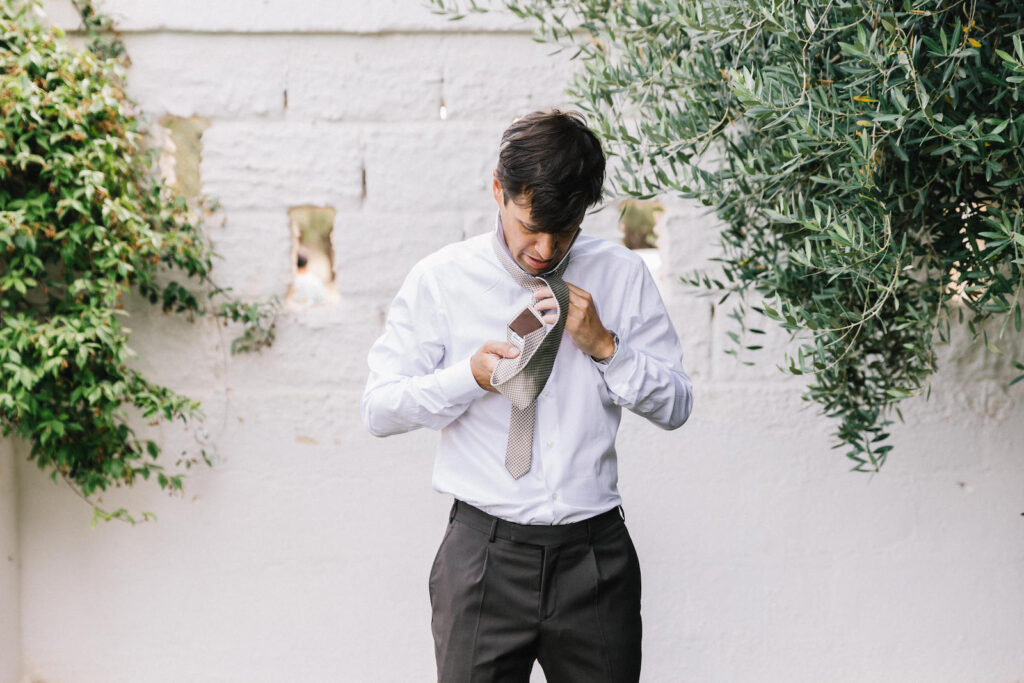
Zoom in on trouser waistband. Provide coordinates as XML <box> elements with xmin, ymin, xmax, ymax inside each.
<box><xmin>449</xmin><ymin>499</ymin><xmax>625</xmax><ymax>546</ymax></box>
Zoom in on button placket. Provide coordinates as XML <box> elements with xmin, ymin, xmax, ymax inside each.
<box><xmin>536</xmin><ymin>392</ymin><xmax>561</xmax><ymax>494</ymax></box>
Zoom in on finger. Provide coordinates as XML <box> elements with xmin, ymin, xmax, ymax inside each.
<box><xmin>567</xmin><ymin>283</ymin><xmax>591</xmax><ymax>303</ymax></box>
<box><xmin>482</xmin><ymin>340</ymin><xmax>520</xmax><ymax>358</ymax></box>
<box><xmin>533</xmin><ymin>297</ymin><xmax>558</xmax><ymax>313</ymax></box>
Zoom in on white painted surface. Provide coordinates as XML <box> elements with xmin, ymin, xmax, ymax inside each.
<box><xmin>0</xmin><ymin>440</ymin><xmax>19</xmax><ymax>683</ymax></box>
<box><xmin>9</xmin><ymin>2</ymin><xmax>1024</xmax><ymax>682</ymax></box>
<box><xmin>53</xmin><ymin>0</ymin><xmax>531</xmax><ymax>33</ymax></box>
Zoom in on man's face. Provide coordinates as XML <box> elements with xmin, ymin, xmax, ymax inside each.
<box><xmin>493</xmin><ymin>176</ymin><xmax>579</xmax><ymax>275</ymax></box>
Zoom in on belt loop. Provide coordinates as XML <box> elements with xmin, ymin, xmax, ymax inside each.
<box><xmin>449</xmin><ymin>500</ymin><xmax>458</xmax><ymax>524</ymax></box>
<box><xmin>586</xmin><ymin>519</ymin><xmax>593</xmax><ymax>546</ymax></box>
<box><xmin>488</xmin><ymin>519</ymin><xmax>498</xmax><ymax>543</ymax></box>
<box><xmin>618</xmin><ymin>505</ymin><xmax>626</xmax><ymax>522</ymax></box>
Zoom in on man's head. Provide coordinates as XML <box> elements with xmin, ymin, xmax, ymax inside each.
<box><xmin>492</xmin><ymin>110</ymin><xmax>605</xmax><ymax>274</ymax></box>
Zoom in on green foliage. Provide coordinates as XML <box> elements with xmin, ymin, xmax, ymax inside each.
<box><xmin>619</xmin><ymin>199</ymin><xmax>663</xmax><ymax>249</ymax></box>
<box><xmin>431</xmin><ymin>0</ymin><xmax>1024</xmax><ymax>470</ymax></box>
<box><xmin>1</xmin><ymin>0</ymin><xmax>278</xmax><ymax>521</ymax></box>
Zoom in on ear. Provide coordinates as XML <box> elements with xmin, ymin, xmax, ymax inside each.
<box><xmin>492</xmin><ymin>172</ymin><xmax>503</xmax><ymax>205</ymax></box>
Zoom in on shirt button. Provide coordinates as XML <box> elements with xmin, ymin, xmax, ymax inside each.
<box><xmin>551</xmin><ymin>493</ymin><xmax>558</xmax><ymax>501</ymax></box>
<box><xmin>546</xmin><ymin>441</ymin><xmax>554</xmax><ymax>449</ymax></box>
<box><xmin>542</xmin><ymin>390</ymin><xmax>551</xmax><ymax>398</ymax></box>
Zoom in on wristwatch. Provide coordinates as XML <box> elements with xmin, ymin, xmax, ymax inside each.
<box><xmin>591</xmin><ymin>331</ymin><xmax>619</xmax><ymax>365</ymax></box>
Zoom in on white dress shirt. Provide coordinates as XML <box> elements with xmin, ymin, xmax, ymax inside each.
<box><xmin>361</xmin><ymin>214</ymin><xmax>694</xmax><ymax>524</ymax></box>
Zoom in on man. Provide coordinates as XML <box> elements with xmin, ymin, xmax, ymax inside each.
<box><xmin>361</xmin><ymin>110</ymin><xmax>693</xmax><ymax>682</ymax></box>
<box><xmin>289</xmin><ymin>250</ymin><xmax>327</xmax><ymax>308</ymax></box>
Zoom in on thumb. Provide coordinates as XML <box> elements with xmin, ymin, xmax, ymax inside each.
<box><xmin>503</xmin><ymin>344</ymin><xmax>521</xmax><ymax>358</ymax></box>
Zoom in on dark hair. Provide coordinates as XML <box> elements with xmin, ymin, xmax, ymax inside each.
<box><xmin>296</xmin><ymin>251</ymin><xmax>308</xmax><ymax>269</ymax></box>
<box><xmin>496</xmin><ymin>109</ymin><xmax>605</xmax><ymax>233</ymax></box>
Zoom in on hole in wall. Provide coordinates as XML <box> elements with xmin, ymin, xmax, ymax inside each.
<box><xmin>158</xmin><ymin>115</ymin><xmax>211</xmax><ymax>199</ymax></box>
<box><xmin>287</xmin><ymin>206</ymin><xmax>339</xmax><ymax>308</ymax></box>
<box><xmin>618</xmin><ymin>199</ymin><xmax>664</xmax><ymax>276</ymax></box>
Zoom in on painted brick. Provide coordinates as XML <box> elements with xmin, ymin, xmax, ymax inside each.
<box><xmin>200</xmin><ymin>120</ymin><xmax>363</xmax><ymax>211</ymax></box>
<box><xmin>45</xmin><ymin>0</ymin><xmax>531</xmax><ymax>33</ymax></box>
<box><xmin>579</xmin><ymin>201</ymin><xmax>624</xmax><ymax>243</ymax></box>
<box><xmin>462</xmin><ymin>210</ymin><xmax>497</xmax><ymax>241</ymax></box>
<box><xmin>120</xmin><ymin>293</ymin><xmax>228</xmax><ymax>396</ymax></box>
<box><xmin>439</xmin><ymin>33</ymin><xmax>576</xmax><ymax>120</ymax></box>
<box><xmin>0</xmin><ymin>440</ymin><xmax>19</xmax><ymax>683</ymax></box>
<box><xmin>333</xmin><ymin>211</ymin><xmax>464</xmax><ymax>300</ymax></box>
<box><xmin>661</xmin><ymin>289</ymin><xmax>712</xmax><ymax>382</ymax></box>
<box><xmin>224</xmin><ymin>300</ymin><xmax>384</xmax><ymax>395</ymax></box>
<box><xmin>709</xmin><ymin>294</ymin><xmax>807</xmax><ymax>383</ymax></box>
<box><xmin>656</xmin><ymin>196</ymin><xmax>722</xmax><ymax>277</ymax></box>
<box><xmin>121</xmin><ymin>34</ymin><xmax>288</xmax><ymax>118</ymax></box>
<box><xmin>362</xmin><ymin>123</ymin><xmax>500</xmax><ymax>212</ymax></box>
<box><xmin>204</xmin><ymin>210</ymin><xmax>295</xmax><ymax>300</ymax></box>
<box><xmin>286</xmin><ymin>34</ymin><xmax>444</xmax><ymax>122</ymax></box>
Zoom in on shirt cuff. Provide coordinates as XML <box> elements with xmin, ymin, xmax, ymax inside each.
<box><xmin>595</xmin><ymin>334</ymin><xmax>636</xmax><ymax>395</ymax></box>
<box><xmin>436</xmin><ymin>357</ymin><xmax>488</xmax><ymax>405</ymax></box>
<box><xmin>591</xmin><ymin>331</ymin><xmax>619</xmax><ymax>366</ymax></box>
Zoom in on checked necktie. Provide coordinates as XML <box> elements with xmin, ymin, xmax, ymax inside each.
<box><xmin>490</xmin><ymin>221</ymin><xmax>580</xmax><ymax>479</ymax></box>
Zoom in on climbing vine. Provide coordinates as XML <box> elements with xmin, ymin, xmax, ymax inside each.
<box><xmin>1</xmin><ymin>0</ymin><xmax>278</xmax><ymax>522</ymax></box>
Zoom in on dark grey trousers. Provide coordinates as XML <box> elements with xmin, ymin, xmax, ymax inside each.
<box><xmin>429</xmin><ymin>500</ymin><xmax>642</xmax><ymax>683</ymax></box>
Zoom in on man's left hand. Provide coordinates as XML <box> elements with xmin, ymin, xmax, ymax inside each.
<box><xmin>533</xmin><ymin>283</ymin><xmax>615</xmax><ymax>360</ymax></box>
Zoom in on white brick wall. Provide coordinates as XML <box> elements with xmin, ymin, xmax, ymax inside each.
<box><xmin>85</xmin><ymin>0</ymin><xmax>530</xmax><ymax>33</ymax></box>
<box><xmin>0</xmin><ymin>441</ymin><xmax>19</xmax><ymax>683</ymax></box>
<box><xmin>201</xmin><ymin>121</ymin><xmax>364</xmax><ymax>211</ymax></box>
<box><xmin>8</xmin><ymin>2</ymin><xmax>1024</xmax><ymax>682</ymax></box>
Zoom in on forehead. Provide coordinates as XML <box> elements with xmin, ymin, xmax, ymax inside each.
<box><xmin>506</xmin><ymin>195</ymin><xmax>533</xmax><ymax>220</ymax></box>
<box><xmin>506</xmin><ymin>200</ymin><xmax>542</xmax><ymax>233</ymax></box>
<box><xmin>507</xmin><ymin>196</ymin><xmax>578</xmax><ymax>234</ymax></box>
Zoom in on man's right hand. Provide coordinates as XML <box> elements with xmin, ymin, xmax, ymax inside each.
<box><xmin>471</xmin><ymin>340</ymin><xmax>521</xmax><ymax>392</ymax></box>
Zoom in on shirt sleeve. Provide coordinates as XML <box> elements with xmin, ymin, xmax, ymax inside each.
<box><xmin>361</xmin><ymin>263</ymin><xmax>488</xmax><ymax>437</ymax></box>
<box><xmin>594</xmin><ymin>258</ymin><xmax>694</xmax><ymax>430</ymax></box>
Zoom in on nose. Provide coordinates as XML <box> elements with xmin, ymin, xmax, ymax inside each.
<box><xmin>535</xmin><ymin>233</ymin><xmax>556</xmax><ymax>260</ymax></box>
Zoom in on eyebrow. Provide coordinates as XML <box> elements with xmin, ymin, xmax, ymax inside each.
<box><xmin>521</xmin><ymin>217</ymin><xmax>581</xmax><ymax>233</ymax></box>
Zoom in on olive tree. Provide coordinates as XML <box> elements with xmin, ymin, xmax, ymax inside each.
<box><xmin>433</xmin><ymin>0</ymin><xmax>1024</xmax><ymax>470</ymax></box>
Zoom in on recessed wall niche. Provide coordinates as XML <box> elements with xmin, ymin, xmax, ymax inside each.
<box><xmin>158</xmin><ymin>115</ymin><xmax>211</xmax><ymax>199</ymax></box>
<box><xmin>288</xmin><ymin>206</ymin><xmax>339</xmax><ymax>308</ymax></box>
<box><xmin>618</xmin><ymin>199</ymin><xmax>664</xmax><ymax>277</ymax></box>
